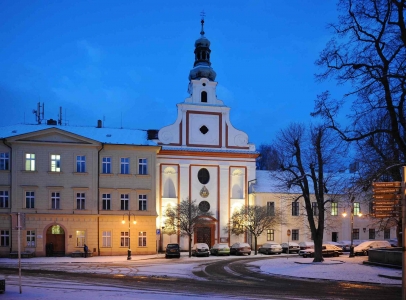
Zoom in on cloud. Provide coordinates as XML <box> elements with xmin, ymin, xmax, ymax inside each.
<box><xmin>77</xmin><ymin>40</ymin><xmax>102</xmax><ymax>62</ymax></box>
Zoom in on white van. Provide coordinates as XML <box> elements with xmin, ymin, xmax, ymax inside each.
<box><xmin>353</xmin><ymin>241</ymin><xmax>391</xmax><ymax>256</ymax></box>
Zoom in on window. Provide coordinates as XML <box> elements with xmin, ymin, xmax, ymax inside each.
<box><xmin>352</xmin><ymin>228</ymin><xmax>360</xmax><ymax>240</ymax></box>
<box><xmin>384</xmin><ymin>229</ymin><xmax>391</xmax><ymax>239</ymax></box>
<box><xmin>201</xmin><ymin>91</ymin><xmax>207</xmax><ymax>102</ymax></box>
<box><xmin>26</xmin><ymin>191</ymin><xmax>35</xmax><ymax>208</ymax></box>
<box><xmin>354</xmin><ymin>202</ymin><xmax>361</xmax><ymax>215</ymax></box>
<box><xmin>292</xmin><ymin>229</ymin><xmax>299</xmax><ymax>241</ymax></box>
<box><xmin>0</xmin><ymin>152</ymin><xmax>9</xmax><ymax>170</ymax></box>
<box><xmin>139</xmin><ymin>194</ymin><xmax>147</xmax><ymax>211</ymax></box>
<box><xmin>26</xmin><ymin>230</ymin><xmax>35</xmax><ymax>247</ymax></box>
<box><xmin>369</xmin><ymin>229</ymin><xmax>375</xmax><ymax>239</ymax></box>
<box><xmin>76</xmin><ymin>156</ymin><xmax>86</xmax><ymax>173</ymax></box>
<box><xmin>121</xmin><ymin>194</ymin><xmax>129</xmax><ymax>210</ymax></box>
<box><xmin>102</xmin><ymin>231</ymin><xmax>111</xmax><ymax>247</ymax></box>
<box><xmin>120</xmin><ymin>158</ymin><xmax>130</xmax><ymax>174</ymax></box>
<box><xmin>51</xmin><ymin>192</ymin><xmax>60</xmax><ymax>209</ymax></box>
<box><xmin>102</xmin><ymin>157</ymin><xmax>111</xmax><ymax>174</ymax></box>
<box><xmin>25</xmin><ymin>153</ymin><xmax>35</xmax><ymax>171</ymax></box>
<box><xmin>267</xmin><ymin>202</ymin><xmax>275</xmax><ymax>216</ymax></box>
<box><xmin>76</xmin><ymin>230</ymin><xmax>85</xmax><ymax>247</ymax></box>
<box><xmin>0</xmin><ymin>230</ymin><xmax>9</xmax><ymax>246</ymax></box>
<box><xmin>312</xmin><ymin>202</ymin><xmax>318</xmax><ymax>216</ymax></box>
<box><xmin>121</xmin><ymin>231</ymin><xmax>129</xmax><ymax>247</ymax></box>
<box><xmin>138</xmin><ymin>158</ymin><xmax>147</xmax><ymax>175</ymax></box>
<box><xmin>0</xmin><ymin>191</ymin><xmax>9</xmax><ymax>208</ymax></box>
<box><xmin>51</xmin><ymin>154</ymin><xmax>61</xmax><ymax>172</ymax></box>
<box><xmin>331</xmin><ymin>202</ymin><xmax>338</xmax><ymax>216</ymax></box>
<box><xmin>292</xmin><ymin>202</ymin><xmax>299</xmax><ymax>216</ymax></box>
<box><xmin>76</xmin><ymin>193</ymin><xmax>85</xmax><ymax>210</ymax></box>
<box><xmin>267</xmin><ymin>229</ymin><xmax>274</xmax><ymax>241</ymax></box>
<box><xmin>138</xmin><ymin>231</ymin><xmax>147</xmax><ymax>247</ymax></box>
<box><xmin>102</xmin><ymin>193</ymin><xmax>111</xmax><ymax>210</ymax></box>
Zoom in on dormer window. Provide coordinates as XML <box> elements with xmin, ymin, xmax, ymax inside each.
<box><xmin>201</xmin><ymin>91</ymin><xmax>207</xmax><ymax>103</ymax></box>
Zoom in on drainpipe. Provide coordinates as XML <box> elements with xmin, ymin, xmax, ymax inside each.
<box><xmin>3</xmin><ymin>139</ymin><xmax>12</xmax><ymax>252</ymax></box>
<box><xmin>97</xmin><ymin>143</ymin><xmax>104</xmax><ymax>256</ymax></box>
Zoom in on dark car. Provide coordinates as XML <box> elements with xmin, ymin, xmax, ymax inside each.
<box><xmin>230</xmin><ymin>242</ymin><xmax>251</xmax><ymax>255</ymax></box>
<box><xmin>281</xmin><ymin>242</ymin><xmax>300</xmax><ymax>254</ymax></box>
<box><xmin>299</xmin><ymin>244</ymin><xmax>343</xmax><ymax>258</ymax></box>
<box><xmin>165</xmin><ymin>243</ymin><xmax>180</xmax><ymax>258</ymax></box>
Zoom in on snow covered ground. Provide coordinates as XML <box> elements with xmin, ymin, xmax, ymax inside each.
<box><xmin>0</xmin><ymin>253</ymin><xmax>401</xmax><ymax>299</ymax></box>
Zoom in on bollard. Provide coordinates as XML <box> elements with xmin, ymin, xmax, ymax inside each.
<box><xmin>127</xmin><ymin>249</ymin><xmax>132</xmax><ymax>260</ymax></box>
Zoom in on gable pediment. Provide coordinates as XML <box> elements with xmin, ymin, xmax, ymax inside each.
<box><xmin>8</xmin><ymin>128</ymin><xmax>99</xmax><ymax>146</ymax></box>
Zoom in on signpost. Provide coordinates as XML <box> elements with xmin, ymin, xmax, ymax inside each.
<box><xmin>287</xmin><ymin>230</ymin><xmax>291</xmax><ymax>255</ymax></box>
<box><xmin>372</xmin><ymin>181</ymin><xmax>402</xmax><ymax>218</ymax></box>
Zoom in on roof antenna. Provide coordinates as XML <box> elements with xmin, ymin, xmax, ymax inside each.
<box><xmin>200</xmin><ymin>10</ymin><xmax>205</xmax><ymax>36</ymax></box>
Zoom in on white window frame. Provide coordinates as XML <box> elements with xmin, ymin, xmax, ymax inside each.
<box><xmin>76</xmin><ymin>155</ymin><xmax>86</xmax><ymax>173</ymax></box>
<box><xmin>76</xmin><ymin>230</ymin><xmax>85</xmax><ymax>247</ymax></box>
<box><xmin>138</xmin><ymin>194</ymin><xmax>147</xmax><ymax>211</ymax></box>
<box><xmin>331</xmin><ymin>202</ymin><xmax>338</xmax><ymax>216</ymax></box>
<box><xmin>51</xmin><ymin>192</ymin><xmax>60</xmax><ymax>209</ymax></box>
<box><xmin>354</xmin><ymin>202</ymin><xmax>361</xmax><ymax>215</ymax></box>
<box><xmin>292</xmin><ymin>202</ymin><xmax>299</xmax><ymax>216</ymax></box>
<box><xmin>102</xmin><ymin>193</ymin><xmax>111</xmax><ymax>210</ymax></box>
<box><xmin>0</xmin><ymin>152</ymin><xmax>9</xmax><ymax>170</ymax></box>
<box><xmin>267</xmin><ymin>229</ymin><xmax>274</xmax><ymax>241</ymax></box>
<box><xmin>120</xmin><ymin>158</ymin><xmax>130</xmax><ymax>174</ymax></box>
<box><xmin>26</xmin><ymin>191</ymin><xmax>35</xmax><ymax>209</ymax></box>
<box><xmin>102</xmin><ymin>157</ymin><xmax>111</xmax><ymax>174</ymax></box>
<box><xmin>102</xmin><ymin>231</ymin><xmax>111</xmax><ymax>247</ymax></box>
<box><xmin>26</xmin><ymin>230</ymin><xmax>36</xmax><ymax>247</ymax></box>
<box><xmin>121</xmin><ymin>194</ymin><xmax>129</xmax><ymax>210</ymax></box>
<box><xmin>0</xmin><ymin>191</ymin><xmax>9</xmax><ymax>208</ymax></box>
<box><xmin>0</xmin><ymin>230</ymin><xmax>10</xmax><ymax>247</ymax></box>
<box><xmin>25</xmin><ymin>153</ymin><xmax>35</xmax><ymax>171</ymax></box>
<box><xmin>121</xmin><ymin>231</ymin><xmax>129</xmax><ymax>247</ymax></box>
<box><xmin>138</xmin><ymin>158</ymin><xmax>147</xmax><ymax>175</ymax></box>
<box><xmin>292</xmin><ymin>229</ymin><xmax>299</xmax><ymax>241</ymax></box>
<box><xmin>76</xmin><ymin>192</ymin><xmax>86</xmax><ymax>210</ymax></box>
<box><xmin>138</xmin><ymin>231</ymin><xmax>147</xmax><ymax>247</ymax></box>
<box><xmin>51</xmin><ymin>154</ymin><xmax>61</xmax><ymax>172</ymax></box>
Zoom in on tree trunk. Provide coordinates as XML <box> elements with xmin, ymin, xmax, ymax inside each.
<box><xmin>254</xmin><ymin>235</ymin><xmax>258</xmax><ymax>255</ymax></box>
<box><xmin>188</xmin><ymin>234</ymin><xmax>192</xmax><ymax>258</ymax></box>
<box><xmin>312</xmin><ymin>232</ymin><xmax>324</xmax><ymax>262</ymax></box>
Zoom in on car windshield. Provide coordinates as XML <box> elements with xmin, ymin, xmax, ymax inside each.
<box><xmin>167</xmin><ymin>244</ymin><xmax>179</xmax><ymax>249</ymax></box>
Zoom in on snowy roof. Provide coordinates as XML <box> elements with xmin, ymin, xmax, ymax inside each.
<box><xmin>252</xmin><ymin>170</ymin><xmax>301</xmax><ymax>194</ymax></box>
<box><xmin>161</xmin><ymin>146</ymin><xmax>258</xmax><ymax>155</ymax></box>
<box><xmin>0</xmin><ymin>123</ymin><xmax>157</xmax><ymax>146</ymax></box>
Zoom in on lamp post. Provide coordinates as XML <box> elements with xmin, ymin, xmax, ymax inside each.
<box><xmin>122</xmin><ymin>212</ymin><xmax>136</xmax><ymax>260</ymax></box>
<box><xmin>342</xmin><ymin>197</ymin><xmax>361</xmax><ymax>258</ymax></box>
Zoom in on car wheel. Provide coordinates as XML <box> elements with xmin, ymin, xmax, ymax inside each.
<box><xmin>303</xmin><ymin>254</ymin><xmax>307</xmax><ymax>258</ymax></box>
<box><xmin>248</xmin><ymin>252</ymin><xmax>251</xmax><ymax>256</ymax></box>
<box><xmin>333</xmin><ymin>252</ymin><xmax>339</xmax><ymax>257</ymax></box>
<box><xmin>165</xmin><ymin>255</ymin><xmax>168</xmax><ymax>259</ymax></box>
<box><xmin>206</xmin><ymin>253</ymin><xmax>209</xmax><ymax>257</ymax></box>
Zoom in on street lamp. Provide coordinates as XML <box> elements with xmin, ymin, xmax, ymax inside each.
<box><xmin>122</xmin><ymin>212</ymin><xmax>136</xmax><ymax>260</ymax></box>
<box><xmin>342</xmin><ymin>197</ymin><xmax>361</xmax><ymax>258</ymax></box>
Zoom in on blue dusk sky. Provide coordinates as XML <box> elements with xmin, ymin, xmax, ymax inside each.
<box><xmin>0</xmin><ymin>0</ymin><xmax>348</xmax><ymax>146</ymax></box>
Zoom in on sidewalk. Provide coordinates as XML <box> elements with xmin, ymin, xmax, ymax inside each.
<box><xmin>0</xmin><ymin>253</ymin><xmax>402</xmax><ymax>285</ymax></box>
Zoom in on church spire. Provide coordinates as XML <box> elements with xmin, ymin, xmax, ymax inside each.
<box><xmin>188</xmin><ymin>15</ymin><xmax>216</xmax><ymax>82</ymax></box>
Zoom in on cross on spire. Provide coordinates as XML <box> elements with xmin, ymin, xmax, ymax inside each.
<box><xmin>200</xmin><ymin>10</ymin><xmax>205</xmax><ymax>36</ymax></box>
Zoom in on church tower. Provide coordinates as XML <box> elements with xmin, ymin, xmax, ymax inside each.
<box><xmin>157</xmin><ymin>18</ymin><xmax>258</xmax><ymax>250</ymax></box>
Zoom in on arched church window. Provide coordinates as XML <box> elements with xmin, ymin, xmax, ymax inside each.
<box><xmin>201</xmin><ymin>91</ymin><xmax>207</xmax><ymax>103</ymax></box>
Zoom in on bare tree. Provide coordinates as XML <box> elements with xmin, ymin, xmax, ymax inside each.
<box><xmin>275</xmin><ymin>123</ymin><xmax>346</xmax><ymax>262</ymax></box>
<box><xmin>226</xmin><ymin>205</ymin><xmax>283</xmax><ymax>255</ymax></box>
<box><xmin>164</xmin><ymin>199</ymin><xmax>213</xmax><ymax>257</ymax></box>
<box><xmin>257</xmin><ymin>144</ymin><xmax>280</xmax><ymax>170</ymax></box>
<box><xmin>312</xmin><ymin>0</ymin><xmax>406</xmax><ymax>242</ymax></box>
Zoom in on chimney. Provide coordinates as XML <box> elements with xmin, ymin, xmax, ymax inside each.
<box><xmin>97</xmin><ymin>120</ymin><xmax>102</xmax><ymax>128</ymax></box>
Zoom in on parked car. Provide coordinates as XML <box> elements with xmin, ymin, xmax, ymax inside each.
<box><xmin>388</xmin><ymin>239</ymin><xmax>398</xmax><ymax>247</ymax></box>
<box><xmin>337</xmin><ymin>240</ymin><xmax>365</xmax><ymax>252</ymax></box>
<box><xmin>165</xmin><ymin>243</ymin><xmax>180</xmax><ymax>258</ymax></box>
<box><xmin>353</xmin><ymin>241</ymin><xmax>391</xmax><ymax>256</ymax></box>
<box><xmin>299</xmin><ymin>244</ymin><xmax>343</xmax><ymax>258</ymax></box>
<box><xmin>258</xmin><ymin>242</ymin><xmax>283</xmax><ymax>255</ymax></box>
<box><xmin>210</xmin><ymin>243</ymin><xmax>230</xmax><ymax>256</ymax></box>
<box><xmin>230</xmin><ymin>242</ymin><xmax>251</xmax><ymax>255</ymax></box>
<box><xmin>191</xmin><ymin>243</ymin><xmax>210</xmax><ymax>257</ymax></box>
<box><xmin>281</xmin><ymin>242</ymin><xmax>300</xmax><ymax>253</ymax></box>
<box><xmin>299</xmin><ymin>241</ymin><xmax>314</xmax><ymax>250</ymax></box>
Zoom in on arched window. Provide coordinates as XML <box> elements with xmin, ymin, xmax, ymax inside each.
<box><xmin>201</xmin><ymin>91</ymin><xmax>207</xmax><ymax>103</ymax></box>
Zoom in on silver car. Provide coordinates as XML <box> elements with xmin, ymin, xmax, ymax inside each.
<box><xmin>258</xmin><ymin>242</ymin><xmax>282</xmax><ymax>255</ymax></box>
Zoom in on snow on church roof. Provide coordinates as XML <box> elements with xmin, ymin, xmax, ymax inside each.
<box><xmin>0</xmin><ymin>123</ymin><xmax>155</xmax><ymax>146</ymax></box>
<box><xmin>161</xmin><ymin>146</ymin><xmax>258</xmax><ymax>154</ymax></box>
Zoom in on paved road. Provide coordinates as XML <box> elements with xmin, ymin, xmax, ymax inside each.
<box><xmin>1</xmin><ymin>256</ymin><xmax>401</xmax><ymax>299</ymax></box>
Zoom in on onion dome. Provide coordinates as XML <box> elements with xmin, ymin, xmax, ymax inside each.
<box><xmin>188</xmin><ymin>18</ymin><xmax>216</xmax><ymax>81</ymax></box>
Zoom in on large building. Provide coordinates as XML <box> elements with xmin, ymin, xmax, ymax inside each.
<box><xmin>0</xmin><ymin>20</ymin><xmax>396</xmax><ymax>258</ymax></box>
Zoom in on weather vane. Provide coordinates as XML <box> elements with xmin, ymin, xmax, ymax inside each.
<box><xmin>200</xmin><ymin>10</ymin><xmax>206</xmax><ymax>36</ymax></box>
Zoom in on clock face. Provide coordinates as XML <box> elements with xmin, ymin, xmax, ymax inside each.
<box><xmin>199</xmin><ymin>200</ymin><xmax>210</xmax><ymax>213</ymax></box>
<box><xmin>198</xmin><ymin>168</ymin><xmax>210</xmax><ymax>184</ymax></box>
